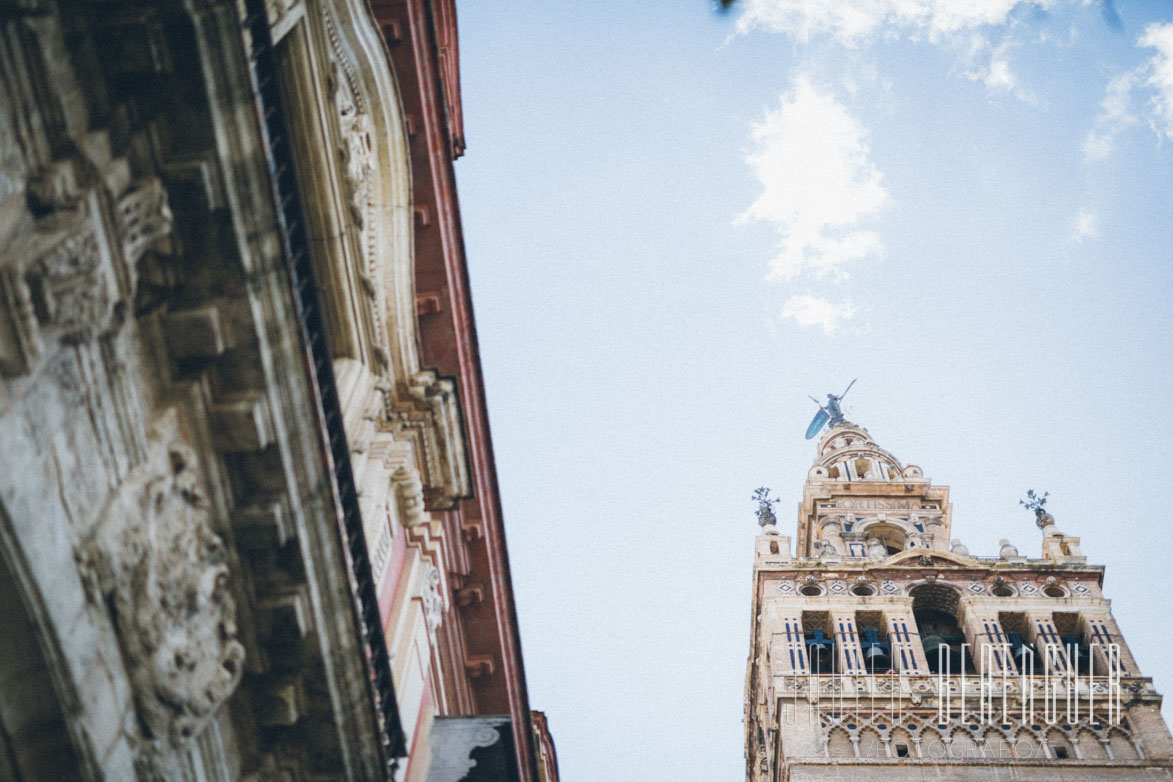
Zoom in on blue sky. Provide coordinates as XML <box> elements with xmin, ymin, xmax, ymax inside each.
<box><xmin>454</xmin><ymin>2</ymin><xmax>1173</xmax><ymax>779</ymax></box>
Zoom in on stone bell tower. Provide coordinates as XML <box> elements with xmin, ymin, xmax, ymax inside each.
<box><xmin>744</xmin><ymin>418</ymin><xmax>1173</xmax><ymax>781</ymax></box>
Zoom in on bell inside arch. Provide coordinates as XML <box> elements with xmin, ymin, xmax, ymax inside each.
<box><xmin>860</xmin><ymin>628</ymin><xmax>891</xmax><ymax>673</ymax></box>
<box><xmin>1009</xmin><ymin>633</ymin><xmax>1038</xmax><ymax>675</ymax></box>
<box><xmin>1062</xmin><ymin>635</ymin><xmax>1092</xmax><ymax>675</ymax></box>
<box><xmin>804</xmin><ymin>630</ymin><xmax>836</xmax><ymax>674</ymax></box>
<box><xmin>922</xmin><ymin>634</ymin><xmax>964</xmax><ymax>674</ymax></box>
<box><xmin>914</xmin><ymin>605</ymin><xmax>970</xmax><ymax>674</ymax></box>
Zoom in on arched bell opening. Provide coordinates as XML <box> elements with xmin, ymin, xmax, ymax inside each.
<box><xmin>1062</xmin><ymin>635</ymin><xmax>1093</xmax><ymax>675</ymax></box>
<box><xmin>1000</xmin><ymin>613</ymin><xmax>1039</xmax><ymax>675</ymax></box>
<box><xmin>0</xmin><ymin>543</ymin><xmax>85</xmax><ymax>781</ymax></box>
<box><xmin>911</xmin><ymin>584</ymin><xmax>974</xmax><ymax>675</ymax></box>
<box><xmin>856</xmin><ymin>612</ymin><xmax>891</xmax><ymax>674</ymax></box>
<box><xmin>802</xmin><ymin>612</ymin><xmax>837</xmax><ymax>674</ymax></box>
<box><xmin>863</xmin><ymin>523</ymin><xmax>906</xmax><ymax>556</ymax></box>
<box><xmin>1052</xmin><ymin>612</ymin><xmax>1092</xmax><ymax>675</ymax></box>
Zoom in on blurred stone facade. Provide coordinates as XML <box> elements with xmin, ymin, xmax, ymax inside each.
<box><xmin>0</xmin><ymin>0</ymin><xmax>554</xmax><ymax>780</ymax></box>
<box><xmin>745</xmin><ymin>421</ymin><xmax>1173</xmax><ymax>780</ymax></box>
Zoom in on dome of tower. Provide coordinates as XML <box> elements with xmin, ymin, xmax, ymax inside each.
<box><xmin>807</xmin><ymin>423</ymin><xmax>921</xmax><ymax>483</ymax></box>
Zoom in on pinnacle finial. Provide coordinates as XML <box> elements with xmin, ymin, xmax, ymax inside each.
<box><xmin>752</xmin><ymin>487</ymin><xmax>779</xmax><ymax>528</ymax></box>
<box><xmin>1020</xmin><ymin>489</ymin><xmax>1056</xmax><ymax>533</ymax></box>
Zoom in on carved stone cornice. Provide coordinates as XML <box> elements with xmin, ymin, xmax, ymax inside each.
<box><xmin>385</xmin><ymin>369</ymin><xmax>471</xmax><ymax>509</ymax></box>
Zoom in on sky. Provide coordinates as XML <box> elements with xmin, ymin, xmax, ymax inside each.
<box><xmin>452</xmin><ymin>2</ymin><xmax>1173</xmax><ymax>779</ymax></box>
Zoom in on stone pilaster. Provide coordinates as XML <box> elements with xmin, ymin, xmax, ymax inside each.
<box><xmin>831</xmin><ymin>611</ymin><xmax>866</xmax><ymax>675</ymax></box>
<box><xmin>1025</xmin><ymin>611</ymin><xmax>1072</xmax><ymax>675</ymax></box>
<box><xmin>885</xmin><ymin>608</ymin><xmax>928</xmax><ymax>673</ymax></box>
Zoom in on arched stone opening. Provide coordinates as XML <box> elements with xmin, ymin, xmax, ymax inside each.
<box><xmin>826</xmin><ymin>727</ymin><xmax>852</xmax><ymax>758</ymax></box>
<box><xmin>910</xmin><ymin>583</ymin><xmax>973</xmax><ymax>674</ymax></box>
<box><xmin>0</xmin><ymin>546</ymin><xmax>84</xmax><ymax>781</ymax></box>
<box><xmin>1108</xmin><ymin>727</ymin><xmax>1139</xmax><ymax>759</ymax></box>
<box><xmin>863</xmin><ymin>522</ymin><xmax>906</xmax><ymax>556</ymax></box>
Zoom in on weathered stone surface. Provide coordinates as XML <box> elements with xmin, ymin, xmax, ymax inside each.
<box><xmin>78</xmin><ymin>413</ymin><xmax>245</xmax><ymax>746</ymax></box>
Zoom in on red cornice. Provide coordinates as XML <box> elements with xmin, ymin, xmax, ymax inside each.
<box><xmin>531</xmin><ymin>711</ymin><xmax>561</xmax><ymax>782</ymax></box>
<box><xmin>369</xmin><ymin>2</ymin><xmax>539</xmax><ymax>779</ymax></box>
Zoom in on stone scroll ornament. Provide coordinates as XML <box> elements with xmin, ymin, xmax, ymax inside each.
<box><xmin>80</xmin><ymin>426</ymin><xmax>245</xmax><ymax>746</ymax></box>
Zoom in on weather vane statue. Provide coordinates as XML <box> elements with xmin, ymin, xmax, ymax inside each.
<box><xmin>804</xmin><ymin>378</ymin><xmax>856</xmax><ymax>440</ymax></box>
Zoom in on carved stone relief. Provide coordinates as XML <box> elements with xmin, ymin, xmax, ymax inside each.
<box><xmin>25</xmin><ymin>214</ymin><xmax>108</xmax><ymax>345</ymax></box>
<box><xmin>0</xmin><ymin>205</ymin><xmax>112</xmax><ymax>374</ymax></box>
<box><xmin>0</xmin><ymin>175</ymin><xmax>172</xmax><ymax>377</ymax></box>
<box><xmin>334</xmin><ymin>73</ymin><xmax>374</xmax><ymax>229</ymax></box>
<box><xmin>421</xmin><ymin>564</ymin><xmax>444</xmax><ymax>643</ymax></box>
<box><xmin>78</xmin><ymin>414</ymin><xmax>244</xmax><ymax>746</ymax></box>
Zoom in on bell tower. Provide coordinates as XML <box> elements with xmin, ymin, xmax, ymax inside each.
<box><xmin>745</xmin><ymin>415</ymin><xmax>1173</xmax><ymax>781</ymax></box>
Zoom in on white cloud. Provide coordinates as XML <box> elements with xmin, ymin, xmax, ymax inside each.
<box><xmin>1084</xmin><ymin>23</ymin><xmax>1173</xmax><ymax>161</ymax></box>
<box><xmin>1083</xmin><ymin>72</ymin><xmax>1137</xmax><ymax>161</ymax></box>
<box><xmin>734</xmin><ymin>0</ymin><xmax>1057</xmax><ymax>101</ymax></box>
<box><xmin>738</xmin><ymin>76</ymin><xmax>888</xmax><ymax>281</ymax></box>
<box><xmin>963</xmin><ymin>37</ymin><xmax>1037</xmax><ymax>102</ymax></box>
<box><xmin>1139</xmin><ymin>22</ymin><xmax>1173</xmax><ymax>141</ymax></box>
<box><xmin>1070</xmin><ymin>208</ymin><xmax>1099</xmax><ymax>242</ymax></box>
<box><xmin>781</xmin><ymin>294</ymin><xmax>857</xmax><ymax>333</ymax></box>
<box><xmin>734</xmin><ymin>0</ymin><xmax>1042</xmax><ymax>45</ymax></box>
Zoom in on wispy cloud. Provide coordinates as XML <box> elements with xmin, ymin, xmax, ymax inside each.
<box><xmin>734</xmin><ymin>0</ymin><xmax>1043</xmax><ymax>45</ymax></box>
<box><xmin>781</xmin><ymin>294</ymin><xmax>857</xmax><ymax>334</ymax></box>
<box><xmin>739</xmin><ymin>76</ymin><xmax>887</xmax><ymax>282</ymax></box>
<box><xmin>1084</xmin><ymin>72</ymin><xmax>1137</xmax><ymax>160</ymax></box>
<box><xmin>1139</xmin><ymin>22</ymin><xmax>1173</xmax><ymax>141</ymax></box>
<box><xmin>734</xmin><ymin>0</ymin><xmax>1063</xmax><ymax>102</ymax></box>
<box><xmin>1070</xmin><ymin>208</ymin><xmax>1100</xmax><ymax>242</ymax></box>
<box><xmin>963</xmin><ymin>36</ymin><xmax>1037</xmax><ymax>102</ymax></box>
<box><xmin>1085</xmin><ymin>22</ymin><xmax>1173</xmax><ymax>160</ymax></box>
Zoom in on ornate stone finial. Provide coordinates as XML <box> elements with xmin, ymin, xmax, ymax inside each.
<box><xmin>1020</xmin><ymin>489</ymin><xmax>1056</xmax><ymax>533</ymax></box>
<box><xmin>752</xmin><ymin>487</ymin><xmax>780</xmax><ymax>530</ymax></box>
<box><xmin>950</xmin><ymin>538</ymin><xmax>970</xmax><ymax>557</ymax></box>
<box><xmin>999</xmin><ymin>539</ymin><xmax>1020</xmax><ymax>560</ymax></box>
